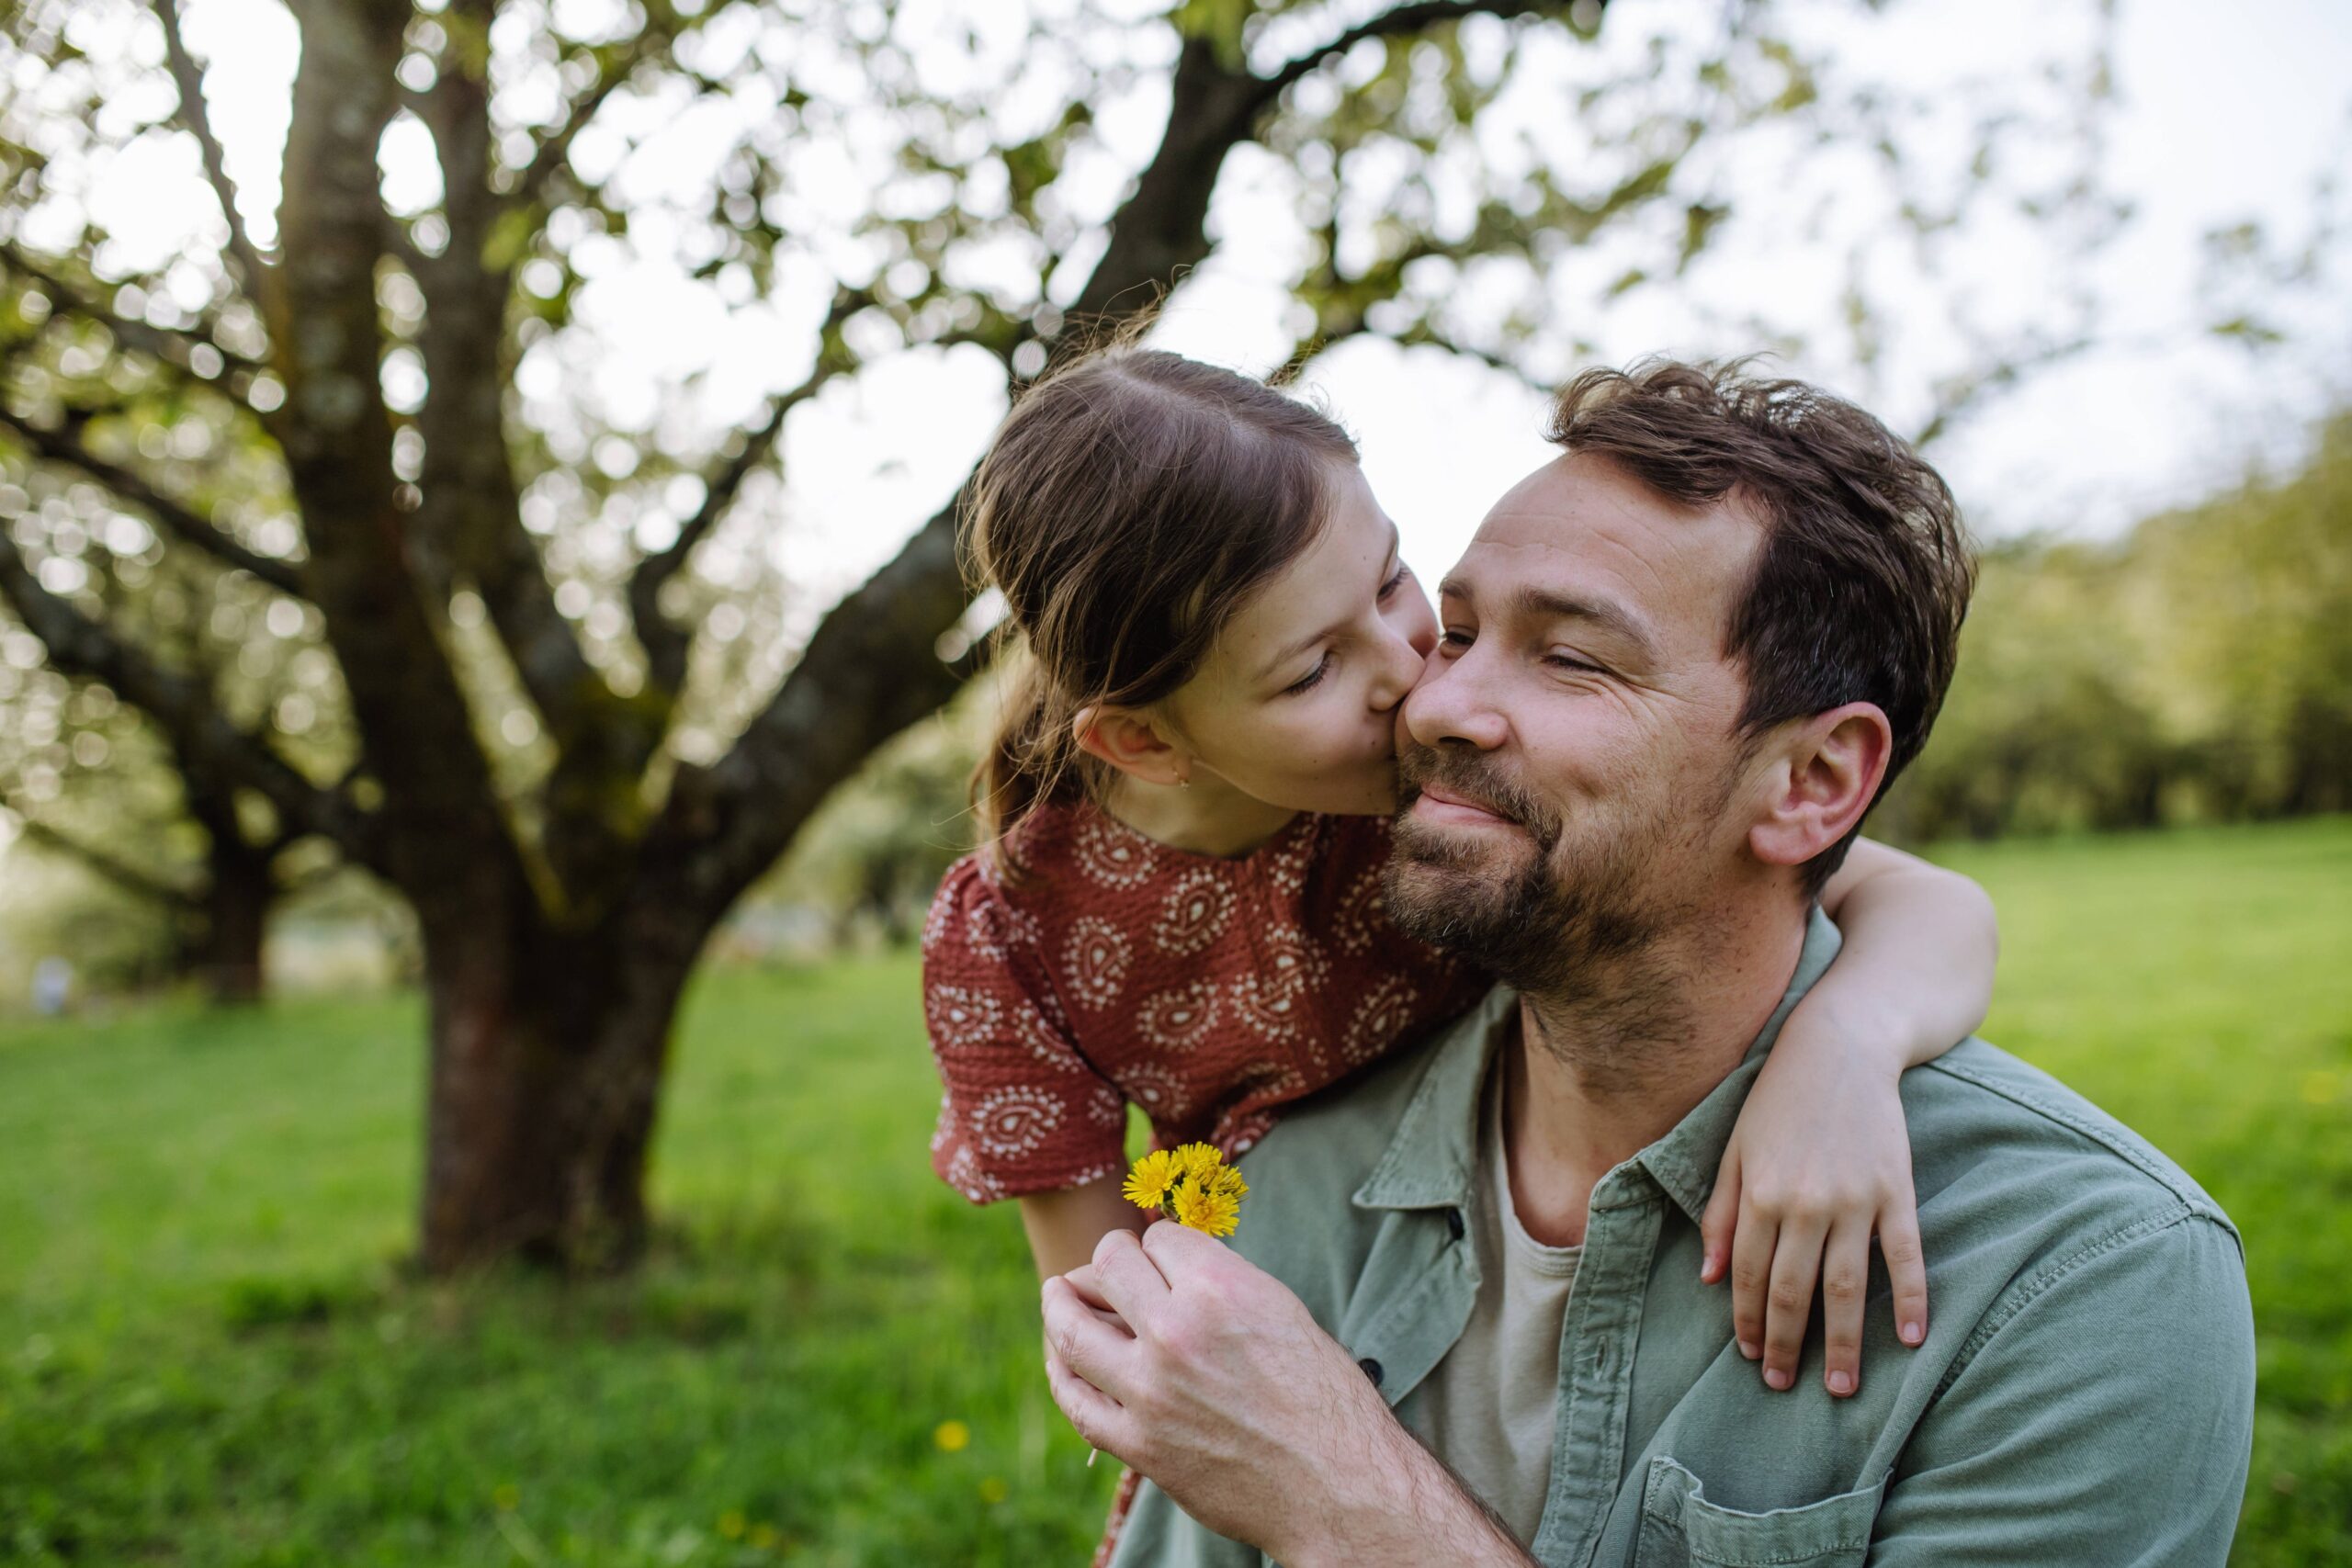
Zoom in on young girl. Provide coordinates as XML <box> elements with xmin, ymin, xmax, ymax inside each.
<box><xmin>922</xmin><ymin>349</ymin><xmax>1995</xmax><ymax>1422</ymax></box>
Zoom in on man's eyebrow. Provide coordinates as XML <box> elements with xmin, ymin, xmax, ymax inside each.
<box><xmin>1439</xmin><ymin>576</ymin><xmax>1660</xmax><ymax>663</ymax></box>
<box><xmin>1256</xmin><ymin>522</ymin><xmax>1401</xmax><ymax>680</ymax></box>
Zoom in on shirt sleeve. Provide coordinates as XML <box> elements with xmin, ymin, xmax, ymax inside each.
<box><xmin>922</xmin><ymin>855</ymin><xmax>1128</xmax><ymax>1204</ymax></box>
<box><xmin>1866</xmin><ymin>1212</ymin><xmax>2255</xmax><ymax>1567</ymax></box>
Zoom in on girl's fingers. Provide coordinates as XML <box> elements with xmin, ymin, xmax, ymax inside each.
<box><xmin>1061</xmin><ymin>1263</ymin><xmax>1120</xmax><ymax>1316</ymax></box>
<box><xmin>1090</xmin><ymin>1227</ymin><xmax>1174</xmax><ymax>1330</ymax></box>
<box><xmin>1880</xmin><ymin>1197</ymin><xmax>1930</xmax><ymax>1348</ymax></box>
<box><xmin>1044</xmin><ymin>1337</ymin><xmax>1133</xmax><ymax>1459</ymax></box>
<box><xmin>1699</xmin><ymin>1145</ymin><xmax>1742</xmax><ymax>1284</ymax></box>
<box><xmin>1042</xmin><ymin>1275</ymin><xmax>1138</xmax><ymax>1399</ymax></box>
<box><xmin>1759</xmin><ymin>1213</ymin><xmax>1828</xmax><ymax>1392</ymax></box>
<box><xmin>1726</xmin><ymin>1197</ymin><xmax>1778</xmax><ymax>1365</ymax></box>
<box><xmin>1819</xmin><ymin>1220</ymin><xmax>1872</xmax><ymax>1398</ymax></box>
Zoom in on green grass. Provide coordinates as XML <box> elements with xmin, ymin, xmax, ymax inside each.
<box><xmin>1</xmin><ymin>818</ymin><xmax>2346</xmax><ymax>1565</ymax></box>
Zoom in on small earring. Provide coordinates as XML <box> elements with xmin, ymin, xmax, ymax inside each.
<box><xmin>1179</xmin><ymin>773</ymin><xmax>1192</xmax><ymax>789</ymax></box>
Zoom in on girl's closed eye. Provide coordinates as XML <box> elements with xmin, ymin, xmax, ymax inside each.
<box><xmin>1283</xmin><ymin>651</ymin><xmax>1333</xmax><ymax>695</ymax></box>
<box><xmin>1377</xmin><ymin>563</ymin><xmax>1410</xmax><ymax>601</ymax></box>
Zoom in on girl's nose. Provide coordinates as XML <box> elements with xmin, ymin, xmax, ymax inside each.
<box><xmin>1367</xmin><ymin>622</ymin><xmax>1428</xmax><ymax>714</ymax></box>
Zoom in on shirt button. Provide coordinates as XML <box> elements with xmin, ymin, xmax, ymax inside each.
<box><xmin>1446</xmin><ymin>1207</ymin><xmax>1466</xmax><ymax>1241</ymax></box>
<box><xmin>1358</xmin><ymin>1357</ymin><xmax>1385</xmax><ymax>1388</ymax></box>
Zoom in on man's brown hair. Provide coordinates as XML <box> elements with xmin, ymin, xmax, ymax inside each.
<box><xmin>1545</xmin><ymin>358</ymin><xmax>1975</xmax><ymax>895</ymax></box>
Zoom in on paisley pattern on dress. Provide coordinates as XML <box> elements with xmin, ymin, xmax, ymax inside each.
<box><xmin>1062</xmin><ymin>915</ymin><xmax>1130</xmax><ymax>1011</ymax></box>
<box><xmin>1151</xmin><ymin>868</ymin><xmax>1235</xmax><ymax>956</ymax></box>
<box><xmin>963</xmin><ymin>896</ymin><xmax>1040</xmax><ymax>962</ymax></box>
<box><xmin>1134</xmin><ymin>979</ymin><xmax>1222</xmax><ymax>1053</ymax></box>
<box><xmin>920</xmin><ymin>802</ymin><xmax>1489</xmax><ymax>1203</ymax></box>
<box><xmin>1075</xmin><ymin>813</ymin><xmax>1159</xmax><ymax>890</ymax></box>
<box><xmin>970</xmin><ymin>1084</ymin><xmax>1065</xmax><ymax>1159</ymax></box>
<box><xmin>1343</xmin><ymin>974</ymin><xmax>1423</xmax><ymax>1067</ymax></box>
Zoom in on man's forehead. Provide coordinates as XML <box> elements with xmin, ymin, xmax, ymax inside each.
<box><xmin>1453</xmin><ymin>452</ymin><xmax>1758</xmax><ymax>622</ymax></box>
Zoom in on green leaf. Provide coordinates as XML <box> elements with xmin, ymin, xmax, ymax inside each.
<box><xmin>481</xmin><ymin>207</ymin><xmax>539</xmax><ymax>275</ymax></box>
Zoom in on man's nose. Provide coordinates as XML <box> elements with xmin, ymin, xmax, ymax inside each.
<box><xmin>1402</xmin><ymin>649</ymin><xmax>1509</xmax><ymax>751</ymax></box>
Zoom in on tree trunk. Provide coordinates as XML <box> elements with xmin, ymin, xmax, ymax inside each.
<box><xmin>415</xmin><ymin>895</ymin><xmax>708</xmax><ymax>1272</ymax></box>
<box><xmin>190</xmin><ymin>832</ymin><xmax>273</xmax><ymax>1005</ymax></box>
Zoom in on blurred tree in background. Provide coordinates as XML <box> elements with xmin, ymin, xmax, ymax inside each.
<box><xmin>1883</xmin><ymin>412</ymin><xmax>2352</xmax><ymax>840</ymax></box>
<box><xmin>0</xmin><ymin>0</ymin><xmax>2120</xmax><ymax>1270</ymax></box>
<box><xmin>764</xmin><ymin>692</ymin><xmax>980</xmax><ymax>949</ymax></box>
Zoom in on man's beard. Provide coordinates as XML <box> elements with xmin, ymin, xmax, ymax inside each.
<box><xmin>1382</xmin><ymin>741</ymin><xmax>1688</xmax><ymax>1009</ymax></box>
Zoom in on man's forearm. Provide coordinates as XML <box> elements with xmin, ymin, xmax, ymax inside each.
<box><xmin>1273</xmin><ymin>1414</ymin><xmax>1538</xmax><ymax>1568</ymax></box>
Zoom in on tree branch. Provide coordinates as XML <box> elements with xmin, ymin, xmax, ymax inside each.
<box><xmin>152</xmin><ymin>0</ymin><xmax>275</xmax><ymax>314</ymax></box>
<box><xmin>1253</xmin><ymin>0</ymin><xmax>1572</xmax><ymax>108</ymax></box>
<box><xmin>0</xmin><ymin>526</ymin><xmax>379</xmax><ymax>870</ymax></box>
<box><xmin>0</xmin><ymin>242</ymin><xmax>267</xmax><ymax>382</ymax></box>
<box><xmin>0</xmin><ymin>408</ymin><xmax>306</xmax><ymax>596</ymax></box>
<box><xmin>1910</xmin><ymin>335</ymin><xmax>2097</xmax><ymax>450</ymax></box>
<box><xmin>13</xmin><ymin>818</ymin><xmax>204</xmax><ymax>909</ymax></box>
<box><xmin>628</xmin><ymin>288</ymin><xmax>865</xmax><ymax>699</ymax></box>
<box><xmin>413</xmin><ymin>14</ymin><xmax>616</xmax><ymax>747</ymax></box>
<box><xmin>634</xmin><ymin>491</ymin><xmax>972</xmax><ymax>919</ymax></box>
<box><xmin>508</xmin><ymin>39</ymin><xmax>663</xmax><ymax>208</ymax></box>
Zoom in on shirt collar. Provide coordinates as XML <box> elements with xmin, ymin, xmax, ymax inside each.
<box><xmin>1353</xmin><ymin>906</ymin><xmax>1845</xmax><ymax>1226</ymax></box>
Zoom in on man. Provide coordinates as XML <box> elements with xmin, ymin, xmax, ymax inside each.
<box><xmin>1042</xmin><ymin>361</ymin><xmax>2256</xmax><ymax>1566</ymax></box>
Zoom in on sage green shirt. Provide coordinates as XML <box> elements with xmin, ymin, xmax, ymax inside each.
<box><xmin>1107</xmin><ymin>908</ymin><xmax>2256</xmax><ymax>1568</ymax></box>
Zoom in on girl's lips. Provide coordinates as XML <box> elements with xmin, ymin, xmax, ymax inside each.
<box><xmin>1411</xmin><ymin>782</ymin><xmax>1515</xmax><ymax>829</ymax></box>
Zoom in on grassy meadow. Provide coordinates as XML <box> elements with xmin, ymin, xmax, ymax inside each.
<box><xmin>1</xmin><ymin>818</ymin><xmax>2346</xmax><ymax>1565</ymax></box>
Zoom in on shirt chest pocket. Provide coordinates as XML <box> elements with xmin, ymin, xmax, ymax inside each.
<box><xmin>1634</xmin><ymin>1456</ymin><xmax>1885</xmax><ymax>1568</ymax></box>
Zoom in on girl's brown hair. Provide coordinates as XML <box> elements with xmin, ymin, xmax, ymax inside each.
<box><xmin>966</xmin><ymin>346</ymin><xmax>1358</xmax><ymax>867</ymax></box>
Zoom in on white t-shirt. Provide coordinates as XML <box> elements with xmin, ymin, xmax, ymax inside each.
<box><xmin>1415</xmin><ymin>1055</ymin><xmax>1581</xmax><ymax>1544</ymax></box>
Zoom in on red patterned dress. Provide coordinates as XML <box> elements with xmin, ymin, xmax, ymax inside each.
<box><xmin>922</xmin><ymin>799</ymin><xmax>1489</xmax><ymax>1203</ymax></box>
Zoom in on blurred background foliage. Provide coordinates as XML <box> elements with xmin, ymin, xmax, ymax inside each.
<box><xmin>1883</xmin><ymin>408</ymin><xmax>2352</xmax><ymax>840</ymax></box>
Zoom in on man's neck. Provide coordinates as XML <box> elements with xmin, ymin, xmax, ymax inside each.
<box><xmin>1501</xmin><ymin>894</ymin><xmax>1809</xmax><ymax>1248</ymax></box>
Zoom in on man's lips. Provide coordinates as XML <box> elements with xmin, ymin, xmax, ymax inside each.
<box><xmin>1409</xmin><ymin>782</ymin><xmax>1518</xmax><ymax>829</ymax></box>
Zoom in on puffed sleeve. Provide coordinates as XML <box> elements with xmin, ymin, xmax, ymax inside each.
<box><xmin>922</xmin><ymin>854</ymin><xmax>1128</xmax><ymax>1203</ymax></box>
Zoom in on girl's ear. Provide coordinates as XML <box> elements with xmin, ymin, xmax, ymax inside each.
<box><xmin>1072</xmin><ymin>705</ymin><xmax>1190</xmax><ymax>788</ymax></box>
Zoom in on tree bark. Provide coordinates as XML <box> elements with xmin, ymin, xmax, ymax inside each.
<box><xmin>415</xmin><ymin>883</ymin><xmax>709</xmax><ymax>1271</ymax></box>
<box><xmin>188</xmin><ymin>831</ymin><xmax>273</xmax><ymax>1005</ymax></box>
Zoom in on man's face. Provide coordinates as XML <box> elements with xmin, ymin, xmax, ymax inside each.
<box><xmin>1383</xmin><ymin>451</ymin><xmax>1764</xmax><ymax>992</ymax></box>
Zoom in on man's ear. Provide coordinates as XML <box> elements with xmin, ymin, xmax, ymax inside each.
<box><xmin>1747</xmin><ymin>703</ymin><xmax>1894</xmax><ymax>874</ymax></box>
<box><xmin>1072</xmin><ymin>705</ymin><xmax>1190</xmax><ymax>788</ymax></box>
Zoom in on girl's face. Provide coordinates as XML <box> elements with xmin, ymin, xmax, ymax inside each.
<box><xmin>1163</xmin><ymin>461</ymin><xmax>1438</xmax><ymax>815</ymax></box>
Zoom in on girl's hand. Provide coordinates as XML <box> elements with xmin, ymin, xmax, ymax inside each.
<box><xmin>1698</xmin><ymin>1005</ymin><xmax>1929</xmax><ymax>1398</ymax></box>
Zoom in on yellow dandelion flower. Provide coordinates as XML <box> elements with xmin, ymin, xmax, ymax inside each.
<box><xmin>1170</xmin><ymin>1142</ymin><xmax>1225</xmax><ymax>1181</ymax></box>
<box><xmin>1122</xmin><ymin>1149</ymin><xmax>1181</xmax><ymax>1212</ymax></box>
<box><xmin>934</xmin><ymin>1419</ymin><xmax>970</xmax><ymax>1451</ymax></box>
<box><xmin>718</xmin><ymin>1510</ymin><xmax>747</xmax><ymax>1540</ymax></box>
<box><xmin>1204</xmin><ymin>1163</ymin><xmax>1248</xmax><ymax>1202</ymax></box>
<box><xmin>1171</xmin><ymin>1181</ymin><xmax>1241</xmax><ymax>1237</ymax></box>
